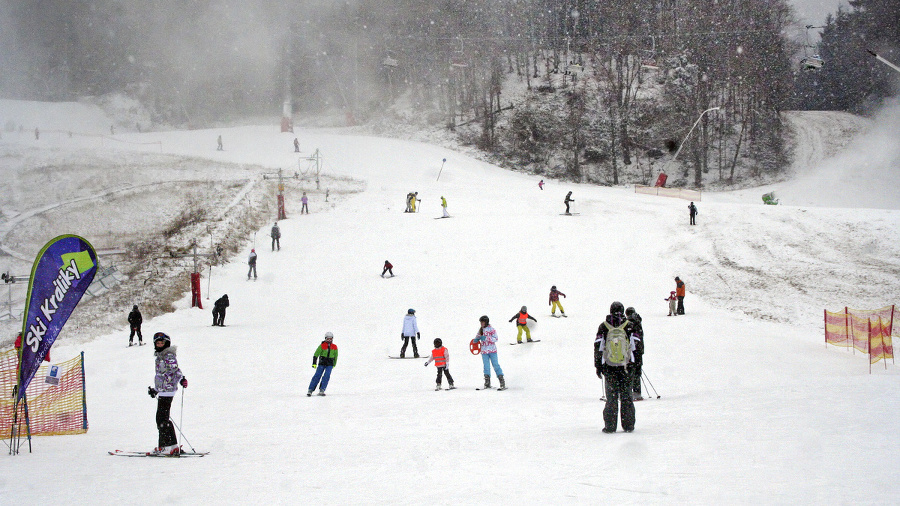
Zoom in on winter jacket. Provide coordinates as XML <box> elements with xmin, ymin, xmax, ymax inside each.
<box><xmin>441</xmin><ymin>197</ymin><xmax>447</xmax><ymax>208</ymax></box>
<box><xmin>271</xmin><ymin>225</ymin><xmax>281</xmax><ymax>239</ymax></box>
<box><xmin>474</xmin><ymin>325</ymin><xmax>499</xmax><ymax>354</ymax></box>
<box><xmin>425</xmin><ymin>346</ymin><xmax>449</xmax><ymax>368</ymax></box>
<box><xmin>248</xmin><ymin>251</ymin><xmax>257</xmax><ymax>266</ymax></box>
<box><xmin>154</xmin><ymin>346</ymin><xmax>184</xmax><ymax>396</ymax></box>
<box><xmin>384</xmin><ymin>261</ymin><xmax>393</xmax><ymax>270</ymax></box>
<box><xmin>594</xmin><ymin>314</ymin><xmax>638</xmax><ymax>369</ymax></box>
<box><xmin>627</xmin><ymin>312</ymin><xmax>644</xmax><ymax>358</ymax></box>
<box><xmin>128</xmin><ymin>308</ymin><xmax>143</xmax><ymax>327</ymax></box>
<box><xmin>676</xmin><ymin>280</ymin><xmax>685</xmax><ymax>297</ymax></box>
<box><xmin>214</xmin><ymin>295</ymin><xmax>229</xmax><ymax>310</ymax></box>
<box><xmin>688</xmin><ymin>203</ymin><xmax>698</xmax><ymax>216</ymax></box>
<box><xmin>549</xmin><ymin>290</ymin><xmax>566</xmax><ymax>303</ymax></box>
<box><xmin>510</xmin><ymin>311</ymin><xmax>536</xmax><ymax>326</ymax></box>
<box><xmin>402</xmin><ymin>314</ymin><xmax>419</xmax><ymax>337</ymax></box>
<box><xmin>313</xmin><ymin>342</ymin><xmax>338</xmax><ymax>367</ymax></box>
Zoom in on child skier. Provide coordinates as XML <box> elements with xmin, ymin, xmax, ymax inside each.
<box><xmin>549</xmin><ymin>286</ymin><xmax>567</xmax><ymax>317</ymax></box>
<box><xmin>308</xmin><ymin>332</ymin><xmax>338</xmax><ymax>396</ymax></box>
<box><xmin>473</xmin><ymin>315</ymin><xmax>505</xmax><ymax>390</ymax></box>
<box><xmin>509</xmin><ymin>306</ymin><xmax>537</xmax><ymax>343</ymax></box>
<box><xmin>148</xmin><ymin>332</ymin><xmax>187</xmax><ymax>455</ymax></box>
<box><xmin>666</xmin><ymin>291</ymin><xmax>677</xmax><ymax>316</ymax></box>
<box><xmin>424</xmin><ymin>338</ymin><xmax>455</xmax><ymax>390</ymax></box>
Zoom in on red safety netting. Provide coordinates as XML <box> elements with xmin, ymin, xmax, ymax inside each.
<box><xmin>0</xmin><ymin>348</ymin><xmax>87</xmax><ymax>436</ymax></box>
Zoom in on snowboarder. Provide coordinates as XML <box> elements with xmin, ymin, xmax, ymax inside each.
<box><xmin>625</xmin><ymin>307</ymin><xmax>644</xmax><ymax>401</ymax></box>
<box><xmin>549</xmin><ymin>286</ymin><xmax>567</xmax><ymax>317</ymax></box>
<box><xmin>128</xmin><ymin>305</ymin><xmax>144</xmax><ymax>346</ymax></box>
<box><xmin>509</xmin><ymin>306</ymin><xmax>537</xmax><ymax>343</ymax></box>
<box><xmin>675</xmin><ymin>277</ymin><xmax>686</xmax><ymax>315</ymax></box>
<box><xmin>665</xmin><ymin>291</ymin><xmax>677</xmax><ymax>316</ymax></box>
<box><xmin>247</xmin><ymin>249</ymin><xmax>257</xmax><ymax>280</ymax></box>
<box><xmin>440</xmin><ymin>196</ymin><xmax>450</xmax><ymax>218</ymax></box>
<box><xmin>594</xmin><ymin>301</ymin><xmax>637</xmax><ymax>433</ymax></box>
<box><xmin>271</xmin><ymin>222</ymin><xmax>281</xmax><ymax>251</ymax></box>
<box><xmin>307</xmin><ymin>332</ymin><xmax>338</xmax><ymax>396</ymax></box>
<box><xmin>293</xmin><ymin>137</ymin><xmax>300</xmax><ymax>153</ymax></box>
<box><xmin>424</xmin><ymin>338</ymin><xmax>455</xmax><ymax>390</ymax></box>
<box><xmin>148</xmin><ymin>332</ymin><xmax>187</xmax><ymax>455</ymax></box>
<box><xmin>216</xmin><ymin>135</ymin><xmax>223</xmax><ymax>151</ymax></box>
<box><xmin>381</xmin><ymin>260</ymin><xmax>394</xmax><ymax>278</ymax></box>
<box><xmin>688</xmin><ymin>202</ymin><xmax>698</xmax><ymax>225</ymax></box>
<box><xmin>400</xmin><ymin>308</ymin><xmax>420</xmax><ymax>358</ymax></box>
<box><xmin>564</xmin><ymin>191</ymin><xmax>574</xmax><ymax>214</ymax></box>
<box><xmin>301</xmin><ymin>192</ymin><xmax>309</xmax><ymax>214</ymax></box>
<box><xmin>473</xmin><ymin>315</ymin><xmax>505</xmax><ymax>390</ymax></box>
<box><xmin>539</xmin><ymin>179</ymin><xmax>544</xmax><ymax>190</ymax></box>
<box><xmin>212</xmin><ymin>294</ymin><xmax>229</xmax><ymax>326</ymax></box>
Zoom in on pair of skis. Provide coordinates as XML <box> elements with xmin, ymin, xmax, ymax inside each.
<box><xmin>108</xmin><ymin>449</ymin><xmax>208</xmax><ymax>458</ymax></box>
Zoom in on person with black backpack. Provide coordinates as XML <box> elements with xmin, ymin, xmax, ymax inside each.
<box><xmin>128</xmin><ymin>305</ymin><xmax>144</xmax><ymax>346</ymax></box>
<box><xmin>625</xmin><ymin>307</ymin><xmax>644</xmax><ymax>401</ymax></box>
<box><xmin>594</xmin><ymin>301</ymin><xmax>638</xmax><ymax>433</ymax></box>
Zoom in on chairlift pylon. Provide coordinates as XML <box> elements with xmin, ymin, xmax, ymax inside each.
<box><xmin>801</xmin><ymin>25</ymin><xmax>825</xmax><ymax>71</ymax></box>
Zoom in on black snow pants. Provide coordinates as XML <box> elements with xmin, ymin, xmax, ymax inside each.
<box><xmin>400</xmin><ymin>336</ymin><xmax>418</xmax><ymax>357</ymax></box>
<box><xmin>156</xmin><ymin>396</ymin><xmax>178</xmax><ymax>447</ymax></box>
<box><xmin>603</xmin><ymin>366</ymin><xmax>635</xmax><ymax>432</ymax></box>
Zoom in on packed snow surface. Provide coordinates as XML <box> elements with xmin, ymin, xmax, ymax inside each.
<box><xmin>1</xmin><ymin>99</ymin><xmax>900</xmax><ymax>504</ymax></box>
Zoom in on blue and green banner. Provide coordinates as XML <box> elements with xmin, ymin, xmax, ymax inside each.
<box><xmin>17</xmin><ymin>235</ymin><xmax>97</xmax><ymax>401</ymax></box>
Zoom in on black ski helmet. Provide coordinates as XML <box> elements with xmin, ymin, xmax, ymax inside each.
<box><xmin>153</xmin><ymin>332</ymin><xmax>171</xmax><ymax>350</ymax></box>
<box><xmin>625</xmin><ymin>307</ymin><xmax>635</xmax><ymax>317</ymax></box>
<box><xmin>551</xmin><ymin>285</ymin><xmax>557</xmax><ymax>291</ymax></box>
<box><xmin>610</xmin><ymin>301</ymin><xmax>625</xmax><ymax>315</ymax></box>
<box><xmin>479</xmin><ymin>315</ymin><xmax>490</xmax><ymax>324</ymax></box>
<box><xmin>521</xmin><ymin>306</ymin><xmax>527</xmax><ymax>312</ymax></box>
<box><xmin>434</xmin><ymin>338</ymin><xmax>442</xmax><ymax>347</ymax></box>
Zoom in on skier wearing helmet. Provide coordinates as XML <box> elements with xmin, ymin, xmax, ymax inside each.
<box><xmin>473</xmin><ymin>315</ymin><xmax>505</xmax><ymax>390</ymax></box>
<box><xmin>148</xmin><ymin>332</ymin><xmax>187</xmax><ymax>455</ymax></box>
<box><xmin>400</xmin><ymin>308</ymin><xmax>420</xmax><ymax>358</ymax></box>
<box><xmin>594</xmin><ymin>302</ymin><xmax>638</xmax><ymax>433</ymax></box>
<box><xmin>549</xmin><ymin>286</ymin><xmax>567</xmax><ymax>317</ymax></box>
<box><xmin>308</xmin><ymin>332</ymin><xmax>338</xmax><ymax>396</ymax></box>
<box><xmin>509</xmin><ymin>306</ymin><xmax>537</xmax><ymax>343</ymax></box>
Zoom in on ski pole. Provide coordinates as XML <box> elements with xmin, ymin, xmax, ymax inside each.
<box><xmin>640</xmin><ymin>373</ymin><xmax>651</xmax><ymax>400</ymax></box>
<box><xmin>180</xmin><ymin>388</ymin><xmax>185</xmax><ymax>435</ymax></box>
<box><xmin>169</xmin><ymin>418</ymin><xmax>196</xmax><ymax>453</ymax></box>
<box><xmin>642</xmin><ymin>370</ymin><xmax>660</xmax><ymax>399</ymax></box>
<box><xmin>600</xmin><ymin>373</ymin><xmax>606</xmax><ymax>401</ymax></box>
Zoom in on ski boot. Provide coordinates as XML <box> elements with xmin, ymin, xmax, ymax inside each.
<box><xmin>306</xmin><ymin>390</ymin><xmax>313</xmax><ymax>397</ymax></box>
<box><xmin>483</xmin><ymin>375</ymin><xmax>491</xmax><ymax>389</ymax></box>
<box><xmin>498</xmin><ymin>375</ymin><xmax>507</xmax><ymax>391</ymax></box>
<box><xmin>435</xmin><ymin>384</ymin><xmax>442</xmax><ymax>391</ymax></box>
<box><xmin>448</xmin><ymin>383</ymin><xmax>456</xmax><ymax>390</ymax></box>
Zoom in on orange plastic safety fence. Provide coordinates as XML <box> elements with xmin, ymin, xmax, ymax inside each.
<box><xmin>0</xmin><ymin>348</ymin><xmax>87</xmax><ymax>437</ymax></box>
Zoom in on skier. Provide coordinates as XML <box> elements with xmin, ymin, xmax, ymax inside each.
<box><xmin>307</xmin><ymin>332</ymin><xmax>338</xmax><ymax>396</ymax></box>
<box><xmin>381</xmin><ymin>260</ymin><xmax>394</xmax><ymax>278</ymax></box>
<box><xmin>594</xmin><ymin>301</ymin><xmax>637</xmax><ymax>433</ymax></box>
<box><xmin>625</xmin><ymin>307</ymin><xmax>644</xmax><ymax>401</ymax></box>
<box><xmin>410</xmin><ymin>192</ymin><xmax>419</xmax><ymax>212</ymax></box>
<box><xmin>509</xmin><ymin>306</ymin><xmax>537</xmax><ymax>343</ymax></box>
<box><xmin>212</xmin><ymin>294</ymin><xmax>229</xmax><ymax>326</ymax></box>
<box><xmin>216</xmin><ymin>135</ymin><xmax>223</xmax><ymax>151</ymax></box>
<box><xmin>539</xmin><ymin>179</ymin><xmax>544</xmax><ymax>190</ymax></box>
<box><xmin>424</xmin><ymin>338</ymin><xmax>455</xmax><ymax>390</ymax></box>
<box><xmin>271</xmin><ymin>222</ymin><xmax>281</xmax><ymax>251</ymax></box>
<box><xmin>440</xmin><ymin>196</ymin><xmax>450</xmax><ymax>218</ymax></box>
<box><xmin>675</xmin><ymin>276</ymin><xmax>686</xmax><ymax>315</ymax></box>
<box><xmin>549</xmin><ymin>286</ymin><xmax>567</xmax><ymax>317</ymax></box>
<box><xmin>665</xmin><ymin>290</ymin><xmax>677</xmax><ymax>316</ymax></box>
<box><xmin>148</xmin><ymin>332</ymin><xmax>187</xmax><ymax>455</ymax></box>
<box><xmin>301</xmin><ymin>192</ymin><xmax>309</xmax><ymax>214</ymax></box>
<box><xmin>400</xmin><ymin>308</ymin><xmax>420</xmax><ymax>358</ymax></box>
<box><xmin>405</xmin><ymin>193</ymin><xmax>414</xmax><ymax>213</ymax></box>
<box><xmin>688</xmin><ymin>202</ymin><xmax>698</xmax><ymax>225</ymax></box>
<box><xmin>293</xmin><ymin>137</ymin><xmax>300</xmax><ymax>153</ymax></box>
<box><xmin>128</xmin><ymin>304</ymin><xmax>144</xmax><ymax>346</ymax></box>
<box><xmin>473</xmin><ymin>315</ymin><xmax>505</xmax><ymax>390</ymax></box>
<box><xmin>564</xmin><ymin>191</ymin><xmax>574</xmax><ymax>214</ymax></box>
<box><xmin>247</xmin><ymin>249</ymin><xmax>257</xmax><ymax>280</ymax></box>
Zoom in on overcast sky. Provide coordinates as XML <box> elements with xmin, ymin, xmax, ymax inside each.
<box><xmin>792</xmin><ymin>0</ymin><xmax>847</xmax><ymax>27</ymax></box>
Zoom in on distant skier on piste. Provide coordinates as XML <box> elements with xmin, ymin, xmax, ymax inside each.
<box><xmin>212</xmin><ymin>294</ymin><xmax>229</xmax><ymax>326</ymax></box>
<box><xmin>128</xmin><ymin>304</ymin><xmax>143</xmax><ymax>346</ymax></box>
<box><xmin>509</xmin><ymin>306</ymin><xmax>537</xmax><ymax>343</ymax></box>
<box><xmin>625</xmin><ymin>307</ymin><xmax>644</xmax><ymax>401</ymax></box>
<box><xmin>473</xmin><ymin>315</ymin><xmax>505</xmax><ymax>390</ymax></box>
<box><xmin>400</xmin><ymin>308</ymin><xmax>420</xmax><ymax>358</ymax></box>
<box><xmin>440</xmin><ymin>196</ymin><xmax>450</xmax><ymax>218</ymax></box>
<box><xmin>381</xmin><ymin>260</ymin><xmax>394</xmax><ymax>278</ymax></box>
<box><xmin>594</xmin><ymin>302</ymin><xmax>637</xmax><ymax>433</ymax></box>
<box><xmin>270</xmin><ymin>222</ymin><xmax>281</xmax><ymax>251</ymax></box>
<box><xmin>247</xmin><ymin>249</ymin><xmax>257</xmax><ymax>280</ymax></box>
<box><xmin>308</xmin><ymin>332</ymin><xmax>338</xmax><ymax>396</ymax></box>
<box><xmin>564</xmin><ymin>191</ymin><xmax>574</xmax><ymax>214</ymax></box>
<box><xmin>424</xmin><ymin>338</ymin><xmax>455</xmax><ymax>390</ymax></box>
<box><xmin>549</xmin><ymin>286</ymin><xmax>567</xmax><ymax>317</ymax></box>
<box><xmin>148</xmin><ymin>332</ymin><xmax>188</xmax><ymax>455</ymax></box>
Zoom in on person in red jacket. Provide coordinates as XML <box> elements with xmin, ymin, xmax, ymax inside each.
<box><xmin>424</xmin><ymin>338</ymin><xmax>455</xmax><ymax>390</ymax></box>
<box><xmin>381</xmin><ymin>260</ymin><xmax>394</xmax><ymax>278</ymax></box>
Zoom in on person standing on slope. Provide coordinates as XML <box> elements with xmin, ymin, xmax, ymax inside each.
<box><xmin>440</xmin><ymin>196</ymin><xmax>450</xmax><ymax>218</ymax></box>
<box><xmin>424</xmin><ymin>338</ymin><xmax>455</xmax><ymax>390</ymax></box>
<box><xmin>271</xmin><ymin>222</ymin><xmax>281</xmax><ymax>251</ymax></box>
<box><xmin>473</xmin><ymin>315</ymin><xmax>505</xmax><ymax>390</ymax></box>
<box><xmin>625</xmin><ymin>307</ymin><xmax>644</xmax><ymax>401</ymax></box>
<box><xmin>688</xmin><ymin>202</ymin><xmax>698</xmax><ymax>225</ymax></box>
<box><xmin>675</xmin><ymin>276</ymin><xmax>686</xmax><ymax>315</ymax></box>
<box><xmin>148</xmin><ymin>332</ymin><xmax>187</xmax><ymax>455</ymax></box>
<box><xmin>564</xmin><ymin>191</ymin><xmax>575</xmax><ymax>214</ymax></box>
<box><xmin>665</xmin><ymin>291</ymin><xmax>677</xmax><ymax>316</ymax></box>
<box><xmin>509</xmin><ymin>306</ymin><xmax>537</xmax><ymax>343</ymax></box>
<box><xmin>549</xmin><ymin>286</ymin><xmax>567</xmax><ymax>317</ymax></box>
<box><xmin>400</xmin><ymin>308</ymin><xmax>420</xmax><ymax>358</ymax></box>
<box><xmin>594</xmin><ymin>301</ymin><xmax>637</xmax><ymax>433</ymax></box>
<box><xmin>216</xmin><ymin>135</ymin><xmax>223</xmax><ymax>151</ymax></box>
<box><xmin>307</xmin><ymin>332</ymin><xmax>338</xmax><ymax>396</ymax></box>
<box><xmin>381</xmin><ymin>260</ymin><xmax>394</xmax><ymax>278</ymax></box>
<box><xmin>301</xmin><ymin>192</ymin><xmax>309</xmax><ymax>214</ymax></box>
<box><xmin>538</xmin><ymin>179</ymin><xmax>544</xmax><ymax>190</ymax></box>
<box><xmin>247</xmin><ymin>249</ymin><xmax>257</xmax><ymax>280</ymax></box>
<box><xmin>212</xmin><ymin>294</ymin><xmax>229</xmax><ymax>326</ymax></box>
<box><xmin>128</xmin><ymin>304</ymin><xmax>144</xmax><ymax>346</ymax></box>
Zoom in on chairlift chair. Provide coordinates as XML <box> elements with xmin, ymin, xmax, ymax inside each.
<box><xmin>800</xmin><ymin>55</ymin><xmax>824</xmax><ymax>71</ymax></box>
<box><xmin>382</xmin><ymin>56</ymin><xmax>399</xmax><ymax>68</ymax></box>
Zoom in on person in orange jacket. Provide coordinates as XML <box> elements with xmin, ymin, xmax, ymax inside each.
<box><xmin>509</xmin><ymin>306</ymin><xmax>537</xmax><ymax>343</ymax></box>
<box><xmin>675</xmin><ymin>277</ymin><xmax>686</xmax><ymax>315</ymax></box>
<box><xmin>424</xmin><ymin>338</ymin><xmax>455</xmax><ymax>390</ymax></box>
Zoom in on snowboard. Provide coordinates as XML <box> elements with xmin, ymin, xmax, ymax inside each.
<box><xmin>510</xmin><ymin>340</ymin><xmax>541</xmax><ymax>345</ymax></box>
<box><xmin>433</xmin><ymin>216</ymin><xmax>453</xmax><ymax>219</ymax></box>
<box><xmin>388</xmin><ymin>356</ymin><xmax>419</xmax><ymax>359</ymax></box>
<box><xmin>560</xmin><ymin>213</ymin><xmax>581</xmax><ymax>216</ymax></box>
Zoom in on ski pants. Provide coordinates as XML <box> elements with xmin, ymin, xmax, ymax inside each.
<box><xmin>442</xmin><ymin>207</ymin><xmax>449</xmax><ymax>218</ymax></box>
<box><xmin>400</xmin><ymin>336</ymin><xmax>418</xmax><ymax>357</ymax></box>
<box><xmin>156</xmin><ymin>395</ymin><xmax>178</xmax><ymax>447</ymax></box>
<box><xmin>308</xmin><ymin>365</ymin><xmax>333</xmax><ymax>392</ymax></box>
<box><xmin>551</xmin><ymin>301</ymin><xmax>565</xmax><ymax>314</ymax></box>
<box><xmin>516</xmin><ymin>324</ymin><xmax>532</xmax><ymax>342</ymax></box>
<box><xmin>248</xmin><ymin>264</ymin><xmax>257</xmax><ymax>279</ymax></box>
<box><xmin>301</xmin><ymin>203</ymin><xmax>309</xmax><ymax>214</ymax></box>
<box><xmin>435</xmin><ymin>366</ymin><xmax>454</xmax><ymax>385</ymax></box>
<box><xmin>212</xmin><ymin>308</ymin><xmax>225</xmax><ymax>326</ymax></box>
<box><xmin>482</xmin><ymin>352</ymin><xmax>503</xmax><ymax>377</ymax></box>
<box><xmin>272</xmin><ymin>237</ymin><xmax>280</xmax><ymax>250</ymax></box>
<box><xmin>668</xmin><ymin>299</ymin><xmax>677</xmax><ymax>315</ymax></box>
<box><xmin>677</xmin><ymin>296</ymin><xmax>684</xmax><ymax>315</ymax></box>
<box><xmin>129</xmin><ymin>325</ymin><xmax>142</xmax><ymax>343</ymax></box>
<box><xmin>631</xmin><ymin>358</ymin><xmax>643</xmax><ymax>396</ymax></box>
<box><xmin>602</xmin><ymin>366</ymin><xmax>635</xmax><ymax>432</ymax></box>
<box><xmin>382</xmin><ymin>267</ymin><xmax>393</xmax><ymax>277</ymax></box>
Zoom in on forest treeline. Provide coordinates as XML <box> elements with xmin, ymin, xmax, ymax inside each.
<box><xmin>1</xmin><ymin>0</ymin><xmax>896</xmax><ymax>187</ymax></box>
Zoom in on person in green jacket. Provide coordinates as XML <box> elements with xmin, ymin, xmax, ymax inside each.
<box><xmin>440</xmin><ymin>196</ymin><xmax>450</xmax><ymax>218</ymax></box>
<box><xmin>307</xmin><ymin>332</ymin><xmax>338</xmax><ymax>396</ymax></box>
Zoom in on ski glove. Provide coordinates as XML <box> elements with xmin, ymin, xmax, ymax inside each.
<box><xmin>417</xmin><ymin>332</ymin><xmax>421</xmax><ymax>340</ymax></box>
<box><xmin>180</xmin><ymin>377</ymin><xmax>188</xmax><ymax>388</ymax></box>
<box><xmin>148</xmin><ymin>387</ymin><xmax>158</xmax><ymax>398</ymax></box>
